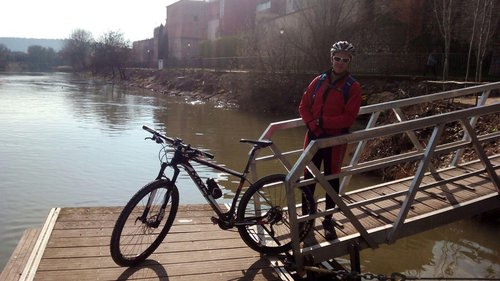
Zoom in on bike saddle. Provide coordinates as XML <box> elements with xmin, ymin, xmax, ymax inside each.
<box><xmin>240</xmin><ymin>139</ymin><xmax>273</xmax><ymax>148</ymax></box>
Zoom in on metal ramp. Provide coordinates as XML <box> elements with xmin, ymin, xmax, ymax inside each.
<box><xmin>250</xmin><ymin>82</ymin><xmax>500</xmax><ymax>277</ymax></box>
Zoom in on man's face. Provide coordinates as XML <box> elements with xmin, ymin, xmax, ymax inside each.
<box><xmin>331</xmin><ymin>51</ymin><xmax>351</xmax><ymax>74</ymax></box>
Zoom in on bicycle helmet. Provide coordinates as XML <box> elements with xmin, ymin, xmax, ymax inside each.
<box><xmin>330</xmin><ymin>41</ymin><xmax>355</xmax><ymax>58</ymax></box>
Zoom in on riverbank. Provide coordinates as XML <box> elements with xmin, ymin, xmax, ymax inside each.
<box><xmin>117</xmin><ymin>68</ymin><xmax>499</xmax><ymax>180</ymax></box>
<box><xmin>119</xmin><ymin>68</ymin><xmax>496</xmax><ymax>112</ymax></box>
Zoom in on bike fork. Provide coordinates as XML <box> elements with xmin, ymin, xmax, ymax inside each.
<box><xmin>138</xmin><ymin>163</ymin><xmax>177</xmax><ymax>226</ymax></box>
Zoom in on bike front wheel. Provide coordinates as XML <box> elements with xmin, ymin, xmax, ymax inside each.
<box><xmin>237</xmin><ymin>174</ymin><xmax>314</xmax><ymax>254</ymax></box>
<box><xmin>110</xmin><ymin>179</ymin><xmax>179</xmax><ymax>267</ymax></box>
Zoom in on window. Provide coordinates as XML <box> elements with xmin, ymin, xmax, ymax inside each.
<box><xmin>257</xmin><ymin>1</ymin><xmax>271</xmax><ymax>12</ymax></box>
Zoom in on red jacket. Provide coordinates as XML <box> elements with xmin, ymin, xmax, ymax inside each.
<box><xmin>299</xmin><ymin>71</ymin><xmax>362</xmax><ymax>137</ymax></box>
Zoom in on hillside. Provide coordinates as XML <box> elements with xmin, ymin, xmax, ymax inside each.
<box><xmin>0</xmin><ymin>37</ymin><xmax>66</xmax><ymax>52</ymax></box>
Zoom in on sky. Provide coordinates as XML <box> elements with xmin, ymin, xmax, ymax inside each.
<box><xmin>0</xmin><ymin>0</ymin><xmax>180</xmax><ymax>42</ymax></box>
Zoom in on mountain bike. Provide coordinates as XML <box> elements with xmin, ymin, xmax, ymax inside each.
<box><xmin>110</xmin><ymin>125</ymin><xmax>314</xmax><ymax>267</ymax></box>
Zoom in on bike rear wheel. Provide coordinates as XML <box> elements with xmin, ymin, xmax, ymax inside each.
<box><xmin>237</xmin><ymin>174</ymin><xmax>314</xmax><ymax>254</ymax></box>
<box><xmin>110</xmin><ymin>180</ymin><xmax>179</xmax><ymax>267</ymax></box>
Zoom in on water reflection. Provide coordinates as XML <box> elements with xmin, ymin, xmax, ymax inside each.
<box><xmin>361</xmin><ymin>217</ymin><xmax>500</xmax><ymax>278</ymax></box>
<box><xmin>65</xmin><ymin>83</ymin><xmax>159</xmax><ymax>135</ymax></box>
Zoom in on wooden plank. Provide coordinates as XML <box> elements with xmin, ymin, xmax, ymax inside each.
<box><xmin>34</xmin><ymin>257</ymin><xmax>280</xmax><ymax>281</ymax></box>
<box><xmin>318</xmin><ymin>201</ymin><xmax>349</xmax><ymax>235</ymax></box>
<box><xmin>42</xmin><ymin>238</ymin><xmax>249</xmax><ymax>259</ymax></box>
<box><xmin>0</xmin><ymin>229</ymin><xmax>41</xmax><ymax>281</ymax></box>
<box><xmin>347</xmin><ymin>189</ymin><xmax>399</xmax><ymax>223</ymax></box>
<box><xmin>52</xmin><ymin>219</ymin><xmax>217</xmax><ymax>230</ymax></box>
<box><xmin>447</xmin><ymin>168</ymin><xmax>499</xmax><ymax>192</ymax></box>
<box><xmin>373</xmin><ymin>183</ymin><xmax>426</xmax><ymax>217</ymax></box>
<box><xmin>27</xmin><ymin>205</ymin><xmax>285</xmax><ymax>281</ymax></box>
<box><xmin>301</xmin><ymin>201</ymin><xmax>349</xmax><ymax>243</ymax></box>
<box><xmin>48</xmin><ymin>229</ymin><xmax>239</xmax><ymax>247</ymax></box>
<box><xmin>56</xmin><ymin>205</ymin><xmax>218</xmax><ymax>222</ymax></box>
<box><xmin>385</xmin><ymin>180</ymin><xmax>451</xmax><ymax>216</ymax></box>
<box><xmin>422</xmin><ymin>174</ymin><xmax>490</xmax><ymax>203</ymax></box>
<box><xmin>19</xmin><ymin>207</ymin><xmax>60</xmax><ymax>281</ymax></box>
<box><xmin>39</xmin><ymin>246</ymin><xmax>261</xmax><ymax>270</ymax></box>
<box><xmin>58</xmin><ymin>204</ymin><xmax>214</xmax><ymax>215</ymax></box>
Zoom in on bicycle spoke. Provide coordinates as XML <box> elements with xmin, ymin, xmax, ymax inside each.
<box><xmin>110</xmin><ymin>180</ymin><xmax>179</xmax><ymax>266</ymax></box>
<box><xmin>237</xmin><ymin>174</ymin><xmax>313</xmax><ymax>254</ymax></box>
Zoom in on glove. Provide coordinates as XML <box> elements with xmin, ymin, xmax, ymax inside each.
<box><xmin>307</xmin><ymin>119</ymin><xmax>324</xmax><ymax>138</ymax></box>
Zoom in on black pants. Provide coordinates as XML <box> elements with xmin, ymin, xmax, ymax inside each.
<box><xmin>425</xmin><ymin>65</ymin><xmax>437</xmax><ymax>76</ymax></box>
<box><xmin>302</xmin><ymin>145</ymin><xmax>340</xmax><ymax>221</ymax></box>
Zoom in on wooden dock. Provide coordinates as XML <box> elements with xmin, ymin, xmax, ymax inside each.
<box><xmin>1</xmin><ymin>205</ymin><xmax>291</xmax><ymax>281</ymax></box>
<box><xmin>2</xmin><ymin>155</ymin><xmax>499</xmax><ymax>280</ymax></box>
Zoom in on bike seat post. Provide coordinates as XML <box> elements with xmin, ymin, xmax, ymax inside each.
<box><xmin>239</xmin><ymin>139</ymin><xmax>273</xmax><ymax>177</ymax></box>
<box><xmin>241</xmin><ymin>145</ymin><xmax>260</xmax><ymax>176</ymax></box>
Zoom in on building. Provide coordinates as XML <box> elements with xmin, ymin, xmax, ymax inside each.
<box><xmin>133</xmin><ymin>0</ymin><xmax>499</xmax><ymax>76</ymax></box>
<box><xmin>219</xmin><ymin>0</ymin><xmax>258</xmax><ymax>37</ymax></box>
<box><xmin>132</xmin><ymin>38</ymin><xmax>155</xmax><ymax>67</ymax></box>
<box><xmin>144</xmin><ymin>0</ymin><xmax>291</xmax><ymax>63</ymax></box>
<box><xmin>166</xmin><ymin>0</ymin><xmax>260</xmax><ymax>61</ymax></box>
<box><xmin>166</xmin><ymin>0</ymin><xmax>208</xmax><ymax>62</ymax></box>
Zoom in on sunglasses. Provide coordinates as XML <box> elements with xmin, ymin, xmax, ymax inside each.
<box><xmin>333</xmin><ymin>56</ymin><xmax>351</xmax><ymax>63</ymax></box>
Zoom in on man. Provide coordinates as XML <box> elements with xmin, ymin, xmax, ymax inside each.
<box><xmin>298</xmin><ymin>41</ymin><xmax>362</xmax><ymax>240</ymax></box>
<box><xmin>425</xmin><ymin>49</ymin><xmax>438</xmax><ymax>77</ymax></box>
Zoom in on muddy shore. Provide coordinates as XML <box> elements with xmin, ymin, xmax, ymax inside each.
<box><xmin>119</xmin><ymin>68</ymin><xmax>463</xmax><ymax>113</ymax></box>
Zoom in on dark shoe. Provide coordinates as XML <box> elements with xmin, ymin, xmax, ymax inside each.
<box><xmin>322</xmin><ymin>219</ymin><xmax>337</xmax><ymax>240</ymax></box>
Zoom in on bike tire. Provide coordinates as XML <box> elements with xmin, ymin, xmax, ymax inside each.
<box><xmin>237</xmin><ymin>174</ymin><xmax>314</xmax><ymax>254</ymax></box>
<box><xmin>110</xmin><ymin>179</ymin><xmax>179</xmax><ymax>267</ymax></box>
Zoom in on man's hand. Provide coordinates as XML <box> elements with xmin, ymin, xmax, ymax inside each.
<box><xmin>307</xmin><ymin>120</ymin><xmax>324</xmax><ymax>137</ymax></box>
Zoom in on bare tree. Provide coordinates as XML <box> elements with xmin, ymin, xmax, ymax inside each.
<box><xmin>286</xmin><ymin>0</ymin><xmax>357</xmax><ymax>72</ymax></box>
<box><xmin>465</xmin><ymin>0</ymin><xmax>480</xmax><ymax>82</ymax></box>
<box><xmin>474</xmin><ymin>0</ymin><xmax>495</xmax><ymax>82</ymax></box>
<box><xmin>240</xmin><ymin>0</ymin><xmax>357</xmax><ymax>74</ymax></box>
<box><xmin>433</xmin><ymin>0</ymin><xmax>454</xmax><ymax>80</ymax></box>
<box><xmin>92</xmin><ymin>31</ymin><xmax>130</xmax><ymax>79</ymax></box>
<box><xmin>62</xmin><ymin>29</ymin><xmax>94</xmax><ymax>71</ymax></box>
<box><xmin>0</xmin><ymin>44</ymin><xmax>10</xmax><ymax>71</ymax></box>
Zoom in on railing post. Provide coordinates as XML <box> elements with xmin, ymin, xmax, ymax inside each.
<box><xmin>308</xmin><ymin>161</ymin><xmax>377</xmax><ymax>248</ymax></box>
<box><xmin>340</xmin><ymin>111</ymin><xmax>380</xmax><ymax>193</ymax></box>
<box><xmin>392</xmin><ymin>108</ymin><xmax>445</xmax><ymax>184</ymax></box>
<box><xmin>349</xmin><ymin>242</ymin><xmax>361</xmax><ymax>281</ymax></box>
<box><xmin>285</xmin><ymin>141</ymin><xmax>319</xmax><ymax>277</ymax></box>
<box><xmin>268</xmin><ymin>144</ymin><xmax>293</xmax><ymax>172</ymax></box>
<box><xmin>285</xmin><ymin>177</ymin><xmax>304</xmax><ymax>275</ymax></box>
<box><xmin>451</xmin><ymin>90</ymin><xmax>491</xmax><ymax>166</ymax></box>
<box><xmin>387</xmin><ymin>123</ymin><xmax>445</xmax><ymax>243</ymax></box>
<box><xmin>460</xmin><ymin>119</ymin><xmax>500</xmax><ymax>192</ymax></box>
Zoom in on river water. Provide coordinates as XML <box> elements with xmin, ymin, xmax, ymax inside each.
<box><xmin>0</xmin><ymin>72</ymin><xmax>498</xmax><ymax>278</ymax></box>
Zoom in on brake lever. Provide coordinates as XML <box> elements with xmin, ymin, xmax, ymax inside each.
<box><xmin>154</xmin><ymin>135</ymin><xmax>164</xmax><ymax>144</ymax></box>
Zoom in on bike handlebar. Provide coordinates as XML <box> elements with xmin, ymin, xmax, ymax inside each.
<box><xmin>142</xmin><ymin>125</ymin><xmax>215</xmax><ymax>159</ymax></box>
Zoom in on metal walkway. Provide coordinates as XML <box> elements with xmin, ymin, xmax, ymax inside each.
<box><xmin>251</xmin><ymin>82</ymin><xmax>500</xmax><ymax>275</ymax></box>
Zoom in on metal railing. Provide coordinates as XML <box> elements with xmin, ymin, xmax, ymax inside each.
<box><xmin>156</xmin><ymin>52</ymin><xmax>479</xmax><ymax>76</ymax></box>
<box><xmin>250</xmin><ymin>81</ymin><xmax>500</xmax><ymax>272</ymax></box>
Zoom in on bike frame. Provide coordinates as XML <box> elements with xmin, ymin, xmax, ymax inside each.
<box><xmin>154</xmin><ymin>142</ymin><xmax>262</xmax><ymax>224</ymax></box>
